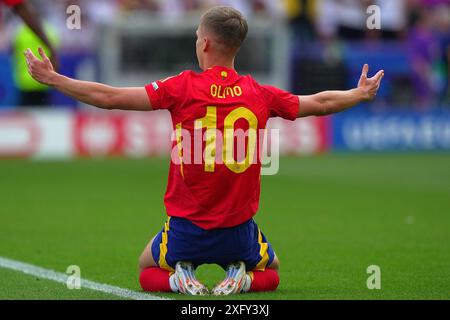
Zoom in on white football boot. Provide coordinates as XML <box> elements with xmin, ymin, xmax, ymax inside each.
<box><xmin>212</xmin><ymin>261</ymin><xmax>251</xmax><ymax>296</ymax></box>
<box><xmin>171</xmin><ymin>261</ymin><xmax>209</xmax><ymax>295</ymax></box>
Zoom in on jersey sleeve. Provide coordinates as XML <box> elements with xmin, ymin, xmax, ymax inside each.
<box><xmin>3</xmin><ymin>0</ymin><xmax>24</xmax><ymax>6</ymax></box>
<box><xmin>261</xmin><ymin>85</ymin><xmax>299</xmax><ymax>121</ymax></box>
<box><xmin>145</xmin><ymin>71</ymin><xmax>188</xmax><ymax>111</ymax></box>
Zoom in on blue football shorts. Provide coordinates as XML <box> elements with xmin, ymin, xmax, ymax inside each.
<box><xmin>150</xmin><ymin>217</ymin><xmax>275</xmax><ymax>272</ymax></box>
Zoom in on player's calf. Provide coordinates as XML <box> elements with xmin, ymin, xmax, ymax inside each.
<box><xmin>247</xmin><ymin>255</ymin><xmax>280</xmax><ymax>292</ymax></box>
<box><xmin>139</xmin><ymin>267</ymin><xmax>173</xmax><ymax>292</ymax></box>
<box><xmin>140</xmin><ymin>262</ymin><xmax>209</xmax><ymax>295</ymax></box>
<box><xmin>247</xmin><ymin>268</ymin><xmax>280</xmax><ymax>292</ymax></box>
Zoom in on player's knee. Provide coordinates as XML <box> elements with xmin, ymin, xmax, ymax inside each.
<box><xmin>268</xmin><ymin>255</ymin><xmax>280</xmax><ymax>271</ymax></box>
<box><xmin>138</xmin><ymin>256</ymin><xmax>146</xmax><ymax>273</ymax></box>
<box><xmin>138</xmin><ymin>252</ymin><xmax>154</xmax><ymax>272</ymax></box>
<box><xmin>138</xmin><ymin>238</ymin><xmax>157</xmax><ymax>272</ymax></box>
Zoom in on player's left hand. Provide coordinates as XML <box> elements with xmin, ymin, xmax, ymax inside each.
<box><xmin>358</xmin><ymin>64</ymin><xmax>385</xmax><ymax>101</ymax></box>
<box><xmin>24</xmin><ymin>47</ymin><xmax>57</xmax><ymax>86</ymax></box>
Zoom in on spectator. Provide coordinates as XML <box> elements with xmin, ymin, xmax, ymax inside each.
<box><xmin>154</xmin><ymin>0</ymin><xmax>198</xmax><ymax>19</ymax></box>
<box><xmin>315</xmin><ymin>0</ymin><xmax>339</xmax><ymax>40</ymax></box>
<box><xmin>285</xmin><ymin>0</ymin><xmax>317</xmax><ymax>44</ymax></box>
<box><xmin>1</xmin><ymin>0</ymin><xmax>58</xmax><ymax>67</ymax></box>
<box><xmin>335</xmin><ymin>0</ymin><xmax>372</xmax><ymax>40</ymax></box>
<box><xmin>408</xmin><ymin>8</ymin><xmax>440</xmax><ymax>108</ymax></box>
<box><xmin>373</xmin><ymin>0</ymin><xmax>408</xmax><ymax>40</ymax></box>
<box><xmin>433</xmin><ymin>4</ymin><xmax>450</xmax><ymax>104</ymax></box>
<box><xmin>12</xmin><ymin>22</ymin><xmax>59</xmax><ymax>106</ymax></box>
<box><xmin>199</xmin><ymin>0</ymin><xmax>252</xmax><ymax>18</ymax></box>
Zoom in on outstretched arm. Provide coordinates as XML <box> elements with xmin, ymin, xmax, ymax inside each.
<box><xmin>297</xmin><ymin>64</ymin><xmax>384</xmax><ymax>118</ymax></box>
<box><xmin>13</xmin><ymin>1</ymin><xmax>59</xmax><ymax>70</ymax></box>
<box><xmin>25</xmin><ymin>48</ymin><xmax>152</xmax><ymax>111</ymax></box>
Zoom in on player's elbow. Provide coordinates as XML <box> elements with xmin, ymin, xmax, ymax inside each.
<box><xmin>98</xmin><ymin>93</ymin><xmax>121</xmax><ymax>110</ymax></box>
<box><xmin>317</xmin><ymin>101</ymin><xmax>335</xmax><ymax>116</ymax></box>
<box><xmin>312</xmin><ymin>97</ymin><xmax>333</xmax><ymax>116</ymax></box>
<box><xmin>302</xmin><ymin>94</ymin><xmax>334</xmax><ymax>117</ymax></box>
<box><xmin>299</xmin><ymin>95</ymin><xmax>330</xmax><ymax>117</ymax></box>
<box><xmin>101</xmin><ymin>98</ymin><xmax>116</xmax><ymax>110</ymax></box>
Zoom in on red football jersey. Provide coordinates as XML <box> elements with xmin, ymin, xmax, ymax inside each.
<box><xmin>1</xmin><ymin>0</ymin><xmax>23</xmax><ymax>6</ymax></box>
<box><xmin>145</xmin><ymin>66</ymin><xmax>299</xmax><ymax>230</ymax></box>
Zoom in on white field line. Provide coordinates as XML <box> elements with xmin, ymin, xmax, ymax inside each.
<box><xmin>0</xmin><ymin>256</ymin><xmax>170</xmax><ymax>300</ymax></box>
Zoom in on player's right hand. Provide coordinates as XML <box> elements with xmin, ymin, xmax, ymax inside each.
<box><xmin>24</xmin><ymin>47</ymin><xmax>57</xmax><ymax>86</ymax></box>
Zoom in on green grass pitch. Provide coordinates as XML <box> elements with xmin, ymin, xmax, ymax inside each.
<box><xmin>0</xmin><ymin>154</ymin><xmax>449</xmax><ymax>300</ymax></box>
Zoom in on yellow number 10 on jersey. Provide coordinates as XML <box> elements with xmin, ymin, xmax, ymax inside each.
<box><xmin>187</xmin><ymin>106</ymin><xmax>258</xmax><ymax>174</ymax></box>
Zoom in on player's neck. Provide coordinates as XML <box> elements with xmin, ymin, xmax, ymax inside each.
<box><xmin>203</xmin><ymin>56</ymin><xmax>235</xmax><ymax>71</ymax></box>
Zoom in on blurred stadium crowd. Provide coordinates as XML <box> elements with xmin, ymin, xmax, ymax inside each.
<box><xmin>0</xmin><ymin>0</ymin><xmax>449</xmax><ymax>109</ymax></box>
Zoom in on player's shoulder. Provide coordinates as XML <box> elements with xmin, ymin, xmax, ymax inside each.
<box><xmin>160</xmin><ymin>70</ymin><xmax>192</xmax><ymax>83</ymax></box>
<box><xmin>239</xmin><ymin>74</ymin><xmax>274</xmax><ymax>97</ymax></box>
<box><xmin>236</xmin><ymin>73</ymin><xmax>264</xmax><ymax>91</ymax></box>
